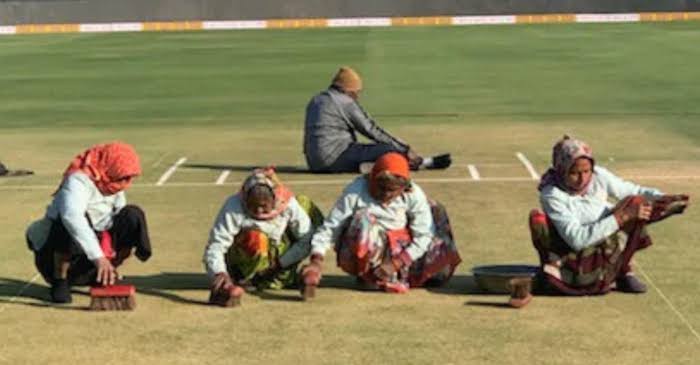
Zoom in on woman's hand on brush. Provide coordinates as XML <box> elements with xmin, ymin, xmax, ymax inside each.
<box><xmin>93</xmin><ymin>257</ymin><xmax>117</xmax><ymax>286</ymax></box>
<box><xmin>212</xmin><ymin>272</ymin><xmax>234</xmax><ymax>292</ymax></box>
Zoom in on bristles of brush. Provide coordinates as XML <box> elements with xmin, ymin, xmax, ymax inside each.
<box><xmin>301</xmin><ymin>283</ymin><xmax>316</xmax><ymax>301</ymax></box>
<box><xmin>209</xmin><ymin>289</ymin><xmax>242</xmax><ymax>307</ymax></box>
<box><xmin>89</xmin><ymin>295</ymin><xmax>136</xmax><ymax>311</ymax></box>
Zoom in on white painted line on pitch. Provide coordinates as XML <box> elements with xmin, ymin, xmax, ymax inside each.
<box><xmin>4</xmin><ymin>174</ymin><xmax>700</xmax><ymax>191</ymax></box>
<box><xmin>467</xmin><ymin>164</ymin><xmax>481</xmax><ymax>180</ymax></box>
<box><xmin>151</xmin><ymin>152</ymin><xmax>170</xmax><ymax>168</ymax></box>
<box><xmin>454</xmin><ymin>162</ymin><xmax>520</xmax><ymax>167</ymax></box>
<box><xmin>0</xmin><ymin>273</ymin><xmax>40</xmax><ymax>314</ymax></box>
<box><xmin>155</xmin><ymin>157</ymin><xmax>187</xmax><ymax>186</ymax></box>
<box><xmin>215</xmin><ymin>170</ymin><xmax>231</xmax><ymax>185</ymax></box>
<box><xmin>637</xmin><ymin>263</ymin><xmax>700</xmax><ymax>343</ymax></box>
<box><xmin>516</xmin><ymin>152</ymin><xmax>539</xmax><ymax>180</ymax></box>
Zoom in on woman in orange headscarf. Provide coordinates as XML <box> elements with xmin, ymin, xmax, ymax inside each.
<box><xmin>302</xmin><ymin>152</ymin><xmax>461</xmax><ymax>297</ymax></box>
<box><xmin>26</xmin><ymin>142</ymin><xmax>152</xmax><ymax>304</ymax></box>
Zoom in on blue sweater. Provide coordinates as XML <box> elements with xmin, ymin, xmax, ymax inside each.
<box><xmin>540</xmin><ymin>166</ymin><xmax>663</xmax><ymax>251</ymax></box>
<box><xmin>26</xmin><ymin>172</ymin><xmax>125</xmax><ymax>260</ymax></box>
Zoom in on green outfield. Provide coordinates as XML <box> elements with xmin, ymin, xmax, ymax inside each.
<box><xmin>1</xmin><ymin>22</ymin><xmax>699</xmax><ymax>364</ymax></box>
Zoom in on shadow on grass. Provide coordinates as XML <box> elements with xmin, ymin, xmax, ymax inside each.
<box><xmin>423</xmin><ymin>274</ymin><xmax>524</xmax><ymax>308</ymax></box>
<box><xmin>124</xmin><ymin>272</ymin><xmax>210</xmax><ymax>306</ymax></box>
<box><xmin>0</xmin><ymin>276</ymin><xmax>90</xmax><ymax>311</ymax></box>
<box><xmin>183</xmin><ymin>163</ymin><xmax>311</xmax><ymax>174</ymax></box>
<box><xmin>125</xmin><ymin>272</ymin><xmax>364</xmax><ymax>304</ymax></box>
<box><xmin>0</xmin><ymin>274</ymin><xmax>210</xmax><ymax>308</ymax></box>
<box><xmin>2</xmin><ymin>273</ymin><xmax>500</xmax><ymax>309</ymax></box>
<box><xmin>424</xmin><ymin>274</ymin><xmax>494</xmax><ymax>296</ymax></box>
<box><xmin>464</xmin><ymin>301</ymin><xmax>513</xmax><ymax>308</ymax></box>
<box><xmin>246</xmin><ymin>274</ymin><xmax>369</xmax><ymax>302</ymax></box>
<box><xmin>0</xmin><ymin>276</ymin><xmax>49</xmax><ymax>302</ymax></box>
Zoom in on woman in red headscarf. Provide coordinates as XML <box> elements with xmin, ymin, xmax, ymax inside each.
<box><xmin>530</xmin><ymin>136</ymin><xmax>689</xmax><ymax>295</ymax></box>
<box><xmin>302</xmin><ymin>152</ymin><xmax>461</xmax><ymax>297</ymax></box>
<box><xmin>26</xmin><ymin>142</ymin><xmax>152</xmax><ymax>303</ymax></box>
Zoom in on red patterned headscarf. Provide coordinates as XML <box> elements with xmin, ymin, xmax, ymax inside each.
<box><xmin>240</xmin><ymin>167</ymin><xmax>293</xmax><ymax>220</ymax></box>
<box><xmin>60</xmin><ymin>142</ymin><xmax>141</xmax><ymax>195</ymax></box>
<box><xmin>538</xmin><ymin>135</ymin><xmax>594</xmax><ymax>194</ymax></box>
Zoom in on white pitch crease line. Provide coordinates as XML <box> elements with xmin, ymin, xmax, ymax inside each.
<box><xmin>516</xmin><ymin>152</ymin><xmax>539</xmax><ymax>180</ymax></box>
<box><xmin>215</xmin><ymin>170</ymin><xmax>231</xmax><ymax>185</ymax></box>
<box><xmin>467</xmin><ymin>164</ymin><xmax>481</xmax><ymax>180</ymax></box>
<box><xmin>0</xmin><ymin>273</ymin><xmax>40</xmax><ymax>314</ymax></box>
<box><xmin>155</xmin><ymin>157</ymin><xmax>187</xmax><ymax>186</ymax></box>
<box><xmin>5</xmin><ymin>174</ymin><xmax>700</xmax><ymax>191</ymax></box>
<box><xmin>636</xmin><ymin>264</ymin><xmax>700</xmax><ymax>343</ymax></box>
<box><xmin>150</xmin><ymin>152</ymin><xmax>170</xmax><ymax>168</ymax></box>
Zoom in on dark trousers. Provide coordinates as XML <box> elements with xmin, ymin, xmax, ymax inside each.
<box><xmin>34</xmin><ymin>205</ymin><xmax>150</xmax><ymax>286</ymax></box>
<box><xmin>317</xmin><ymin>143</ymin><xmax>401</xmax><ymax>173</ymax></box>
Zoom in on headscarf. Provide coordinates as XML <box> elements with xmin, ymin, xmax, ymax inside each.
<box><xmin>240</xmin><ymin>167</ymin><xmax>293</xmax><ymax>220</ymax></box>
<box><xmin>331</xmin><ymin>66</ymin><xmax>363</xmax><ymax>93</ymax></box>
<box><xmin>369</xmin><ymin>152</ymin><xmax>410</xmax><ymax>198</ymax></box>
<box><xmin>60</xmin><ymin>142</ymin><xmax>141</xmax><ymax>195</ymax></box>
<box><xmin>538</xmin><ymin>135</ymin><xmax>595</xmax><ymax>194</ymax></box>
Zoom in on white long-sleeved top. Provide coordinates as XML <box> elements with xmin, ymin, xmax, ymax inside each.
<box><xmin>310</xmin><ymin>176</ymin><xmax>435</xmax><ymax>261</ymax></box>
<box><xmin>540</xmin><ymin>166</ymin><xmax>663</xmax><ymax>252</ymax></box>
<box><xmin>25</xmin><ymin>172</ymin><xmax>126</xmax><ymax>260</ymax></box>
<box><xmin>202</xmin><ymin>194</ymin><xmax>313</xmax><ymax>278</ymax></box>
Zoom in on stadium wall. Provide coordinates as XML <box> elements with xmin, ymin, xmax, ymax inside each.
<box><xmin>2</xmin><ymin>0</ymin><xmax>700</xmax><ymax>25</ymax></box>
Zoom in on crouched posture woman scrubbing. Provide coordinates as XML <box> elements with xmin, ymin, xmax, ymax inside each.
<box><xmin>203</xmin><ymin>167</ymin><xmax>323</xmax><ymax>306</ymax></box>
<box><xmin>301</xmin><ymin>152</ymin><xmax>462</xmax><ymax>297</ymax></box>
<box><xmin>26</xmin><ymin>142</ymin><xmax>152</xmax><ymax>303</ymax></box>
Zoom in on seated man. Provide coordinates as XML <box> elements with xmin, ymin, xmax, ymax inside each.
<box><xmin>531</xmin><ymin>136</ymin><xmax>689</xmax><ymax>295</ymax></box>
<box><xmin>301</xmin><ymin>152</ymin><xmax>461</xmax><ymax>296</ymax></box>
<box><xmin>25</xmin><ymin>142</ymin><xmax>152</xmax><ymax>303</ymax></box>
<box><xmin>203</xmin><ymin>167</ymin><xmax>323</xmax><ymax>306</ymax></box>
<box><xmin>303</xmin><ymin>66</ymin><xmax>450</xmax><ymax>173</ymax></box>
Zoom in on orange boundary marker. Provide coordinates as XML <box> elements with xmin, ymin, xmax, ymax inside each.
<box><xmin>266</xmin><ymin>18</ymin><xmax>328</xmax><ymax>28</ymax></box>
<box><xmin>2</xmin><ymin>12</ymin><xmax>700</xmax><ymax>35</ymax></box>
<box><xmin>15</xmin><ymin>23</ymin><xmax>80</xmax><ymax>34</ymax></box>
<box><xmin>390</xmin><ymin>16</ymin><xmax>453</xmax><ymax>26</ymax></box>
<box><xmin>515</xmin><ymin>13</ymin><xmax>576</xmax><ymax>24</ymax></box>
<box><xmin>142</xmin><ymin>21</ymin><xmax>203</xmax><ymax>31</ymax></box>
<box><xmin>640</xmin><ymin>12</ymin><xmax>700</xmax><ymax>21</ymax></box>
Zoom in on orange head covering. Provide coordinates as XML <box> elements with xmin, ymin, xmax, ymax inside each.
<box><xmin>369</xmin><ymin>152</ymin><xmax>410</xmax><ymax>198</ymax></box>
<box><xmin>331</xmin><ymin>66</ymin><xmax>363</xmax><ymax>93</ymax></box>
<box><xmin>61</xmin><ymin>142</ymin><xmax>141</xmax><ymax>195</ymax></box>
<box><xmin>371</xmin><ymin>152</ymin><xmax>410</xmax><ymax>181</ymax></box>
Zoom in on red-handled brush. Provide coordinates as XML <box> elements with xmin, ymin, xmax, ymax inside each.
<box><xmin>89</xmin><ymin>285</ymin><xmax>136</xmax><ymax>311</ymax></box>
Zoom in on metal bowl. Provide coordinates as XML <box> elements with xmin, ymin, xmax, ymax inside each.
<box><xmin>472</xmin><ymin>264</ymin><xmax>539</xmax><ymax>294</ymax></box>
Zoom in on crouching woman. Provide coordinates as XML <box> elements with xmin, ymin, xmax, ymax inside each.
<box><xmin>203</xmin><ymin>167</ymin><xmax>323</xmax><ymax>306</ymax></box>
<box><xmin>26</xmin><ymin>142</ymin><xmax>152</xmax><ymax>303</ymax></box>
<box><xmin>531</xmin><ymin>136</ymin><xmax>689</xmax><ymax>295</ymax></box>
<box><xmin>302</xmin><ymin>152</ymin><xmax>461</xmax><ymax>296</ymax></box>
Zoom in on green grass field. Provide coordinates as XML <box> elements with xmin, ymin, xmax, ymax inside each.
<box><xmin>1</xmin><ymin>23</ymin><xmax>700</xmax><ymax>364</ymax></box>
